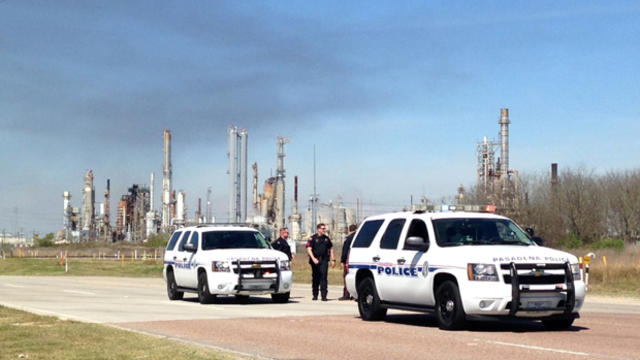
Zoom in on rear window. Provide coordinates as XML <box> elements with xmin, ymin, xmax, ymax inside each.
<box><xmin>352</xmin><ymin>220</ymin><xmax>384</xmax><ymax>248</ymax></box>
<box><xmin>166</xmin><ymin>231</ymin><xmax>182</xmax><ymax>250</ymax></box>
<box><xmin>202</xmin><ymin>231</ymin><xmax>270</xmax><ymax>250</ymax></box>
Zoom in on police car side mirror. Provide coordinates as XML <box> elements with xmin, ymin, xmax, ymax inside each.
<box><xmin>183</xmin><ymin>243</ymin><xmax>197</xmax><ymax>253</ymax></box>
<box><xmin>525</xmin><ymin>227</ymin><xmax>535</xmax><ymax>237</ymax></box>
<box><xmin>405</xmin><ymin>236</ymin><xmax>429</xmax><ymax>252</ymax></box>
<box><xmin>532</xmin><ymin>237</ymin><xmax>544</xmax><ymax>246</ymax></box>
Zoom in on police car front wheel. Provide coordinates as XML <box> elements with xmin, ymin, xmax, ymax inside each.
<box><xmin>197</xmin><ymin>272</ymin><xmax>216</xmax><ymax>304</ymax></box>
<box><xmin>435</xmin><ymin>280</ymin><xmax>466</xmax><ymax>330</ymax></box>
<box><xmin>357</xmin><ymin>277</ymin><xmax>387</xmax><ymax>321</ymax></box>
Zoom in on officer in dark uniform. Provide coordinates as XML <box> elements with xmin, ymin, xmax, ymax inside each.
<box><xmin>306</xmin><ymin>223</ymin><xmax>335</xmax><ymax>301</ymax></box>
<box><xmin>339</xmin><ymin>224</ymin><xmax>357</xmax><ymax>300</ymax></box>
<box><xmin>271</xmin><ymin>227</ymin><xmax>294</xmax><ymax>260</ymax></box>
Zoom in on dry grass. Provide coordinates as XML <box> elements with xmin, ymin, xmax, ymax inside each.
<box><xmin>567</xmin><ymin>244</ymin><xmax>640</xmax><ymax>297</ymax></box>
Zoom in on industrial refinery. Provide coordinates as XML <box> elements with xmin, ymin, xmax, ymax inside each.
<box><xmin>52</xmin><ymin>108</ymin><xmax>517</xmax><ymax>245</ymax></box>
<box><xmin>475</xmin><ymin>108</ymin><xmax>519</xmax><ymax>211</ymax></box>
<box><xmin>55</xmin><ymin>125</ymin><xmax>357</xmax><ymax>245</ymax></box>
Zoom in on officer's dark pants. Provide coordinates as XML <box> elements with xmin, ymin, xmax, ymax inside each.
<box><xmin>310</xmin><ymin>259</ymin><xmax>329</xmax><ymax>299</ymax></box>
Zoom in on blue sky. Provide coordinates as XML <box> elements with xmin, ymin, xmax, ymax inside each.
<box><xmin>1</xmin><ymin>1</ymin><xmax>639</xmax><ymax>235</ymax></box>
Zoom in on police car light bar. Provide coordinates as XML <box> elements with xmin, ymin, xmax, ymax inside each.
<box><xmin>423</xmin><ymin>204</ymin><xmax>497</xmax><ymax>213</ymax></box>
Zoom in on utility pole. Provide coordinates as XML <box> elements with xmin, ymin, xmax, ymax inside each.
<box><xmin>311</xmin><ymin>145</ymin><xmax>318</xmax><ymax>231</ymax></box>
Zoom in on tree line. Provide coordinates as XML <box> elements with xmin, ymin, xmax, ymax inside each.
<box><xmin>466</xmin><ymin>167</ymin><xmax>640</xmax><ymax>248</ymax></box>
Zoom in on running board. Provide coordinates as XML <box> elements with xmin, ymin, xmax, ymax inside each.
<box><xmin>380</xmin><ymin>301</ymin><xmax>435</xmax><ymax>313</ymax></box>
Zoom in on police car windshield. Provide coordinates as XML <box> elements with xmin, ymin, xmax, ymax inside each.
<box><xmin>433</xmin><ymin>218</ymin><xmax>533</xmax><ymax>247</ymax></box>
<box><xmin>201</xmin><ymin>231</ymin><xmax>270</xmax><ymax>250</ymax></box>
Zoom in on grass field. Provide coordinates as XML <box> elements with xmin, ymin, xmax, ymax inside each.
<box><xmin>568</xmin><ymin>245</ymin><xmax>640</xmax><ymax>297</ymax></box>
<box><xmin>0</xmin><ymin>306</ymin><xmax>242</xmax><ymax>360</ymax></box>
<box><xmin>1</xmin><ymin>244</ymin><xmax>638</xmax><ymax>297</ymax></box>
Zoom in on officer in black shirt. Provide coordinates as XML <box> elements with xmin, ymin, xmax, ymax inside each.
<box><xmin>339</xmin><ymin>224</ymin><xmax>357</xmax><ymax>300</ymax></box>
<box><xmin>272</xmin><ymin>227</ymin><xmax>294</xmax><ymax>261</ymax></box>
<box><xmin>306</xmin><ymin>223</ymin><xmax>335</xmax><ymax>301</ymax></box>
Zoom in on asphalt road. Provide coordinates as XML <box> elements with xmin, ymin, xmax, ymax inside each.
<box><xmin>1</xmin><ymin>276</ymin><xmax>640</xmax><ymax>359</ymax></box>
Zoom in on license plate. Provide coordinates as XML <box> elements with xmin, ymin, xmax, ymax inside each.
<box><xmin>527</xmin><ymin>301</ymin><xmax>550</xmax><ymax>309</ymax></box>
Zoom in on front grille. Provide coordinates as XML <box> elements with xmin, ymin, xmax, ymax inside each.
<box><xmin>231</xmin><ymin>260</ymin><xmax>278</xmax><ymax>279</ymax></box>
<box><xmin>500</xmin><ymin>263</ymin><xmax>567</xmax><ymax>285</ymax></box>
<box><xmin>503</xmin><ymin>274</ymin><xmax>566</xmax><ymax>284</ymax></box>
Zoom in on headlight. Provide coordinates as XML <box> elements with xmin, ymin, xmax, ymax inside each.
<box><xmin>212</xmin><ymin>261</ymin><xmax>230</xmax><ymax>272</ymax></box>
<box><xmin>279</xmin><ymin>260</ymin><xmax>291</xmax><ymax>271</ymax></box>
<box><xmin>571</xmin><ymin>263</ymin><xmax>582</xmax><ymax>281</ymax></box>
<box><xmin>467</xmin><ymin>263</ymin><xmax>499</xmax><ymax>281</ymax></box>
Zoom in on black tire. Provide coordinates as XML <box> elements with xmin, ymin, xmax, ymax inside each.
<box><xmin>271</xmin><ymin>292</ymin><xmax>290</xmax><ymax>303</ymax></box>
<box><xmin>435</xmin><ymin>280</ymin><xmax>467</xmax><ymax>330</ymax></box>
<box><xmin>235</xmin><ymin>294</ymin><xmax>250</xmax><ymax>304</ymax></box>
<box><xmin>542</xmin><ymin>317</ymin><xmax>575</xmax><ymax>330</ymax></box>
<box><xmin>166</xmin><ymin>269</ymin><xmax>183</xmax><ymax>301</ymax></box>
<box><xmin>197</xmin><ymin>271</ymin><xmax>216</xmax><ymax>304</ymax></box>
<box><xmin>357</xmin><ymin>277</ymin><xmax>387</xmax><ymax>321</ymax></box>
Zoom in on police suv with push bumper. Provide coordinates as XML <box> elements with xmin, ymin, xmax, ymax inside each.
<box><xmin>345</xmin><ymin>208</ymin><xmax>585</xmax><ymax>330</ymax></box>
<box><xmin>163</xmin><ymin>225</ymin><xmax>293</xmax><ymax>304</ymax></box>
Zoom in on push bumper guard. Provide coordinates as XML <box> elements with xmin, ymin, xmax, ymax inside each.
<box><xmin>233</xmin><ymin>259</ymin><xmax>280</xmax><ymax>292</ymax></box>
<box><xmin>507</xmin><ymin>261</ymin><xmax>575</xmax><ymax>317</ymax></box>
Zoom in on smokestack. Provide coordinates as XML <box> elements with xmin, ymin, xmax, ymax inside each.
<box><xmin>82</xmin><ymin>170</ymin><xmax>95</xmax><ymax>234</ymax></box>
<box><xmin>240</xmin><ymin>129</ymin><xmax>248</xmax><ymax>222</ymax></box>
<box><xmin>275</xmin><ymin>137</ymin><xmax>290</xmax><ymax>229</ymax></box>
<box><xmin>149</xmin><ymin>173</ymin><xmax>154</xmax><ymax>212</ymax></box>
<box><xmin>197</xmin><ymin>198</ymin><xmax>202</xmax><ymax>223</ymax></box>
<box><xmin>294</xmin><ymin>176</ymin><xmax>298</xmax><ymax>210</ymax></box>
<box><xmin>175</xmin><ymin>191</ymin><xmax>185</xmax><ymax>227</ymax></box>
<box><xmin>162</xmin><ymin>130</ymin><xmax>172</xmax><ymax>231</ymax></box>
<box><xmin>63</xmin><ymin>191</ymin><xmax>72</xmax><ymax>239</ymax></box>
<box><xmin>499</xmin><ymin>108</ymin><xmax>510</xmax><ymax>192</ymax></box>
<box><xmin>252</xmin><ymin>162</ymin><xmax>258</xmax><ymax>210</ymax></box>
<box><xmin>228</xmin><ymin>126</ymin><xmax>238</xmax><ymax>222</ymax></box>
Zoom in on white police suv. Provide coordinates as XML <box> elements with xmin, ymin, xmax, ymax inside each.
<box><xmin>345</xmin><ymin>209</ymin><xmax>585</xmax><ymax>330</ymax></box>
<box><xmin>163</xmin><ymin>225</ymin><xmax>292</xmax><ymax>304</ymax></box>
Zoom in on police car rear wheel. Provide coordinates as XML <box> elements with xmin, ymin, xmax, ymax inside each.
<box><xmin>271</xmin><ymin>292</ymin><xmax>290</xmax><ymax>303</ymax></box>
<box><xmin>357</xmin><ymin>277</ymin><xmax>387</xmax><ymax>321</ymax></box>
<box><xmin>197</xmin><ymin>272</ymin><xmax>216</xmax><ymax>304</ymax></box>
<box><xmin>166</xmin><ymin>269</ymin><xmax>183</xmax><ymax>301</ymax></box>
<box><xmin>435</xmin><ymin>280</ymin><xmax>466</xmax><ymax>330</ymax></box>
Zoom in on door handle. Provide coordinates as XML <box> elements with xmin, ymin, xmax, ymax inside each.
<box><xmin>397</xmin><ymin>258</ymin><xmax>406</xmax><ymax>265</ymax></box>
<box><xmin>173</xmin><ymin>256</ymin><xmax>177</xmax><ymax>260</ymax></box>
<box><xmin>372</xmin><ymin>256</ymin><xmax>380</xmax><ymax>262</ymax></box>
<box><xmin>183</xmin><ymin>258</ymin><xmax>187</xmax><ymax>261</ymax></box>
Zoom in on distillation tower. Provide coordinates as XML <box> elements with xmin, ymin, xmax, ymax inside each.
<box><xmin>228</xmin><ymin>126</ymin><xmax>248</xmax><ymax>223</ymax></box>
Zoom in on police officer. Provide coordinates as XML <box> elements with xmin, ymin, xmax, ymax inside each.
<box><xmin>339</xmin><ymin>224</ymin><xmax>357</xmax><ymax>300</ymax></box>
<box><xmin>272</xmin><ymin>227</ymin><xmax>294</xmax><ymax>261</ymax></box>
<box><xmin>306</xmin><ymin>223</ymin><xmax>335</xmax><ymax>301</ymax></box>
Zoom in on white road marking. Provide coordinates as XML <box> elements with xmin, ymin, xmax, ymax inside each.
<box><xmin>62</xmin><ymin>290</ymin><xmax>96</xmax><ymax>296</ymax></box>
<box><xmin>485</xmin><ymin>340</ymin><xmax>589</xmax><ymax>356</ymax></box>
<box><xmin>3</xmin><ymin>284</ymin><xmax>25</xmax><ymax>288</ymax></box>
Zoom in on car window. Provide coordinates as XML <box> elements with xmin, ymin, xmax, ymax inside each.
<box><xmin>187</xmin><ymin>232</ymin><xmax>199</xmax><ymax>250</ymax></box>
<box><xmin>380</xmin><ymin>219</ymin><xmax>405</xmax><ymax>250</ymax></box>
<box><xmin>352</xmin><ymin>220</ymin><xmax>384</xmax><ymax>248</ymax></box>
<box><xmin>403</xmin><ymin>219</ymin><xmax>429</xmax><ymax>250</ymax></box>
<box><xmin>177</xmin><ymin>231</ymin><xmax>192</xmax><ymax>251</ymax></box>
<box><xmin>166</xmin><ymin>231</ymin><xmax>182</xmax><ymax>250</ymax></box>
<box><xmin>201</xmin><ymin>231</ymin><xmax>270</xmax><ymax>250</ymax></box>
<box><xmin>432</xmin><ymin>218</ymin><xmax>533</xmax><ymax>247</ymax></box>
